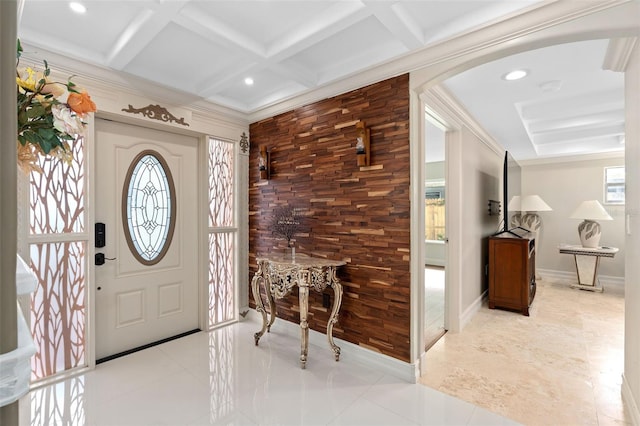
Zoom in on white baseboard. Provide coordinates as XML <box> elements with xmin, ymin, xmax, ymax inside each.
<box><xmin>537</xmin><ymin>268</ymin><xmax>625</xmax><ymax>295</ymax></box>
<box><xmin>459</xmin><ymin>289</ymin><xmax>487</xmax><ymax>330</ymax></box>
<box><xmin>622</xmin><ymin>374</ymin><xmax>640</xmax><ymax>425</ymax></box>
<box><xmin>245</xmin><ymin>309</ymin><xmax>418</xmax><ymax>383</ymax></box>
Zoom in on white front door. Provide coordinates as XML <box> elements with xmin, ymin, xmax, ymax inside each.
<box><xmin>95</xmin><ymin>119</ymin><xmax>200</xmax><ymax>360</ymax></box>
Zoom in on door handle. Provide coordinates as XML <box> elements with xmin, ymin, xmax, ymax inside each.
<box><xmin>95</xmin><ymin>253</ymin><xmax>116</xmax><ymax>266</ymax></box>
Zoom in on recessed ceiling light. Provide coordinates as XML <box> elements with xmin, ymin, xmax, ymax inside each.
<box><xmin>502</xmin><ymin>69</ymin><xmax>528</xmax><ymax>81</ymax></box>
<box><xmin>69</xmin><ymin>2</ymin><xmax>86</xmax><ymax>13</ymax></box>
<box><xmin>244</xmin><ymin>77</ymin><xmax>254</xmax><ymax>86</ymax></box>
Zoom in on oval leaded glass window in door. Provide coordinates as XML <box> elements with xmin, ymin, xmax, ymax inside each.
<box><xmin>122</xmin><ymin>150</ymin><xmax>176</xmax><ymax>265</ymax></box>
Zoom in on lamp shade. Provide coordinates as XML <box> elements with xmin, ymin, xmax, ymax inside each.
<box><xmin>507</xmin><ymin>195</ymin><xmax>521</xmax><ymax>211</ymax></box>
<box><xmin>520</xmin><ymin>195</ymin><xmax>552</xmax><ymax>212</ymax></box>
<box><xmin>569</xmin><ymin>200</ymin><xmax>613</xmax><ymax>221</ymax></box>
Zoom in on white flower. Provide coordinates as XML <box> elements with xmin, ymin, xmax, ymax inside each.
<box><xmin>52</xmin><ymin>104</ymin><xmax>85</xmax><ymax>136</ymax></box>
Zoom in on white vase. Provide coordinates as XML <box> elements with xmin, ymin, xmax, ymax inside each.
<box><xmin>578</xmin><ymin>220</ymin><xmax>601</xmax><ymax>248</ymax></box>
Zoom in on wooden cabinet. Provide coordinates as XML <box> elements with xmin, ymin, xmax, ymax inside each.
<box><xmin>488</xmin><ymin>231</ymin><xmax>536</xmax><ymax>316</ymax></box>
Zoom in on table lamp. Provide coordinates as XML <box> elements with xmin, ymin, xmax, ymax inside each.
<box><xmin>569</xmin><ymin>200</ymin><xmax>612</xmax><ymax>248</ymax></box>
<box><xmin>507</xmin><ymin>195</ymin><xmax>521</xmax><ymax>229</ymax></box>
<box><xmin>520</xmin><ymin>195</ymin><xmax>553</xmax><ymax>233</ymax></box>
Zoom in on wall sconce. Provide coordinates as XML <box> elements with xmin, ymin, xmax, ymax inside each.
<box><xmin>355</xmin><ymin>121</ymin><xmax>370</xmax><ymax>167</ymax></box>
<box><xmin>258</xmin><ymin>146</ymin><xmax>270</xmax><ymax>180</ymax></box>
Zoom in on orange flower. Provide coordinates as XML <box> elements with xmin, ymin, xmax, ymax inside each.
<box><xmin>67</xmin><ymin>91</ymin><xmax>96</xmax><ymax>115</ymax></box>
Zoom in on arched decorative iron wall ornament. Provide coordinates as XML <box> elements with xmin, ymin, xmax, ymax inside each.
<box><xmin>121</xmin><ymin>104</ymin><xmax>190</xmax><ymax>127</ymax></box>
<box><xmin>122</xmin><ymin>150</ymin><xmax>177</xmax><ymax>265</ymax></box>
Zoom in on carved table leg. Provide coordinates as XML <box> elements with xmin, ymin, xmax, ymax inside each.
<box><xmin>251</xmin><ymin>269</ymin><xmax>268</xmax><ymax>346</ymax></box>
<box><xmin>265</xmin><ymin>276</ymin><xmax>277</xmax><ymax>332</ymax></box>
<box><xmin>327</xmin><ymin>268</ymin><xmax>343</xmax><ymax>361</ymax></box>
<box><xmin>298</xmin><ymin>281</ymin><xmax>310</xmax><ymax>369</ymax></box>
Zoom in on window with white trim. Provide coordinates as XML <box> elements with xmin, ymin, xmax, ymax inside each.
<box><xmin>604</xmin><ymin>166</ymin><xmax>625</xmax><ymax>205</ymax></box>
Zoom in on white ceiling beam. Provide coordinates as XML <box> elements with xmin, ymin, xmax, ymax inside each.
<box><xmin>535</xmin><ymin>137</ymin><xmax>625</xmax><ymax>157</ymax></box>
<box><xmin>364</xmin><ymin>1</ymin><xmax>424</xmax><ymax>50</ymax></box>
<box><xmin>532</xmin><ymin>122</ymin><xmax>625</xmax><ymax>145</ymax></box>
<box><xmin>265</xmin><ymin>2</ymin><xmax>370</xmax><ymax>62</ymax></box>
<box><xmin>106</xmin><ymin>1</ymin><xmax>190</xmax><ymax>70</ymax></box>
<box><xmin>519</xmin><ymin>91</ymin><xmax>624</xmax><ymax>120</ymax></box>
<box><xmin>527</xmin><ymin>109</ymin><xmax>624</xmax><ymax>133</ymax></box>
<box><xmin>174</xmin><ymin>6</ymin><xmax>266</xmax><ymax>59</ymax></box>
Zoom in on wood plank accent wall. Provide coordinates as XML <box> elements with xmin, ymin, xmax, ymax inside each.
<box><xmin>248</xmin><ymin>74</ymin><xmax>411</xmax><ymax>362</ymax></box>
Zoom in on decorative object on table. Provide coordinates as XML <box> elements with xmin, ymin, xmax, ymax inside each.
<box><xmin>16</xmin><ymin>39</ymin><xmax>97</xmax><ymax>174</ymax></box>
<box><xmin>258</xmin><ymin>145</ymin><xmax>270</xmax><ymax>180</ymax></box>
<box><xmin>569</xmin><ymin>200</ymin><xmax>613</xmax><ymax>248</ymax></box>
<box><xmin>507</xmin><ymin>195</ymin><xmax>522</xmax><ymax>229</ymax></box>
<box><xmin>355</xmin><ymin>121</ymin><xmax>370</xmax><ymax>167</ymax></box>
<box><xmin>269</xmin><ymin>205</ymin><xmax>302</xmax><ymax>258</ymax></box>
<box><xmin>519</xmin><ymin>195</ymin><xmax>553</xmax><ymax>238</ymax></box>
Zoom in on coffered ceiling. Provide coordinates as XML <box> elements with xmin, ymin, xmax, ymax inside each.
<box><xmin>17</xmin><ymin>1</ymin><xmax>637</xmax><ymax>160</ymax></box>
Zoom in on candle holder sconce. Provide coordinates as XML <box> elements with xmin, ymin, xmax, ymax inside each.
<box><xmin>259</xmin><ymin>146</ymin><xmax>270</xmax><ymax>180</ymax></box>
<box><xmin>355</xmin><ymin>121</ymin><xmax>370</xmax><ymax>167</ymax></box>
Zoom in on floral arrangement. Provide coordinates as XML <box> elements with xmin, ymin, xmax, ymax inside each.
<box><xmin>16</xmin><ymin>39</ymin><xmax>96</xmax><ymax>173</ymax></box>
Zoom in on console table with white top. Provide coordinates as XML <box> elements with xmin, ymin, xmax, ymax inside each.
<box><xmin>251</xmin><ymin>254</ymin><xmax>346</xmax><ymax>368</ymax></box>
<box><xmin>558</xmin><ymin>244</ymin><xmax>619</xmax><ymax>292</ymax></box>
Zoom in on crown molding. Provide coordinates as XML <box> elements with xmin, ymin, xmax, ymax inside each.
<box><xmin>420</xmin><ymin>85</ymin><xmax>503</xmax><ymax>157</ymax></box>
<box><xmin>518</xmin><ymin>150</ymin><xmax>625</xmax><ymax>167</ymax></box>
<box><xmin>603</xmin><ymin>37</ymin><xmax>639</xmax><ymax>72</ymax></box>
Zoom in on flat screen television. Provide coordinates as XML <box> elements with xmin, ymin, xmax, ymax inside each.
<box><xmin>502</xmin><ymin>151</ymin><xmax>521</xmax><ymax>234</ymax></box>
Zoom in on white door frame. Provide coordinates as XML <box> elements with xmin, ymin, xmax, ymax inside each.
<box><xmin>411</xmin><ymin>91</ymin><xmax>463</xmax><ymax>374</ymax></box>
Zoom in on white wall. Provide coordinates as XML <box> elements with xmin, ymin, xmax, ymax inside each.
<box><xmin>623</xmin><ymin>44</ymin><xmax>640</xmax><ymax>424</ymax></box>
<box><xmin>417</xmin><ymin>87</ymin><xmax>503</xmax><ymax>335</ymax></box>
<box><xmin>522</xmin><ymin>156</ymin><xmax>625</xmax><ymax>278</ymax></box>
<box><xmin>459</xmin><ymin>126</ymin><xmax>502</xmax><ymax>308</ymax></box>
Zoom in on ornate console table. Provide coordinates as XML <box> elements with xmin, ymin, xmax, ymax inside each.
<box><xmin>251</xmin><ymin>254</ymin><xmax>346</xmax><ymax>368</ymax></box>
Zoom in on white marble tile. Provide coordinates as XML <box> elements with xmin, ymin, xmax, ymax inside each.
<box><xmin>328</xmin><ymin>397</ymin><xmax>419</xmax><ymax>426</ymax></box>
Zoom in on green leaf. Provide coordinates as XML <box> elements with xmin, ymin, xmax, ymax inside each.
<box><xmin>27</xmin><ymin>105</ymin><xmax>46</xmax><ymax>118</ymax></box>
<box><xmin>18</xmin><ymin>110</ymin><xmax>28</xmax><ymax>126</ymax></box>
<box><xmin>16</xmin><ymin>39</ymin><xmax>22</xmax><ymax>59</ymax></box>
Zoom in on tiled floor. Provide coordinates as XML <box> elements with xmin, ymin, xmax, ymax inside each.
<box><xmin>20</xmin><ymin>318</ymin><xmax>517</xmax><ymax>425</ymax></box>
<box><xmin>420</xmin><ymin>278</ymin><xmax>628</xmax><ymax>426</ymax></box>
<box><xmin>424</xmin><ymin>266</ymin><xmax>445</xmax><ymax>350</ymax></box>
<box><xmin>21</xmin><ymin>277</ymin><xmax>623</xmax><ymax>425</ymax></box>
